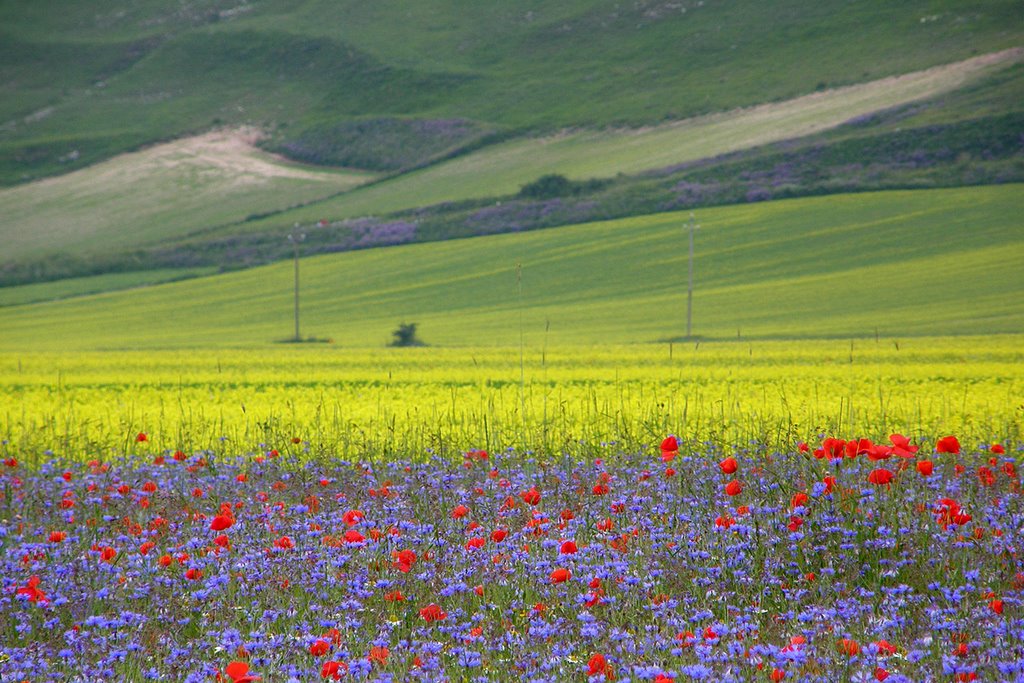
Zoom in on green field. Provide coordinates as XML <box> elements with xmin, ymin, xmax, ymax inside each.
<box><xmin>0</xmin><ymin>268</ymin><xmax>215</xmax><ymax>307</ymax></box>
<box><xmin>2</xmin><ymin>0</ymin><xmax>1021</xmax><ymax>186</ymax></box>
<box><xmin>0</xmin><ymin>129</ymin><xmax>372</xmax><ymax>260</ymax></box>
<box><xmin>4</xmin><ymin>51</ymin><xmax>1016</xmax><ymax>264</ymax></box>
<box><xmin>0</xmin><ymin>185</ymin><xmax>1020</xmax><ymax>350</ymax></box>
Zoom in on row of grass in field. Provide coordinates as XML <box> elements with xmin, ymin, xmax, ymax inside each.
<box><xmin>0</xmin><ymin>186</ymin><xmax>1020</xmax><ymax>350</ymax></box>
<box><xmin>1</xmin><ymin>336</ymin><xmax>1020</xmax><ymax>463</ymax></box>
<box><xmin>3</xmin><ymin>0</ymin><xmax>1021</xmax><ymax>185</ymax></box>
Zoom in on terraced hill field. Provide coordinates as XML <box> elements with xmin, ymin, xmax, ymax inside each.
<box><xmin>1</xmin><ymin>185</ymin><xmax>1019</xmax><ymax>350</ymax></box>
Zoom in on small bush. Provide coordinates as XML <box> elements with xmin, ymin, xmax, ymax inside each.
<box><xmin>389</xmin><ymin>322</ymin><xmax>425</xmax><ymax>347</ymax></box>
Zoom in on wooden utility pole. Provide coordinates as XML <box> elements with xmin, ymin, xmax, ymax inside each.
<box><xmin>686</xmin><ymin>212</ymin><xmax>698</xmax><ymax>339</ymax></box>
<box><xmin>289</xmin><ymin>223</ymin><xmax>305</xmax><ymax>342</ymax></box>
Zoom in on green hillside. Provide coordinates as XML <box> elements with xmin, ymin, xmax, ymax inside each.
<box><xmin>0</xmin><ymin>186</ymin><xmax>1019</xmax><ymax>350</ymax></box>
<box><xmin>2</xmin><ymin>0</ymin><xmax>1021</xmax><ymax>185</ymax></box>
<box><xmin>1</xmin><ymin>50</ymin><xmax>1018</xmax><ymax>269</ymax></box>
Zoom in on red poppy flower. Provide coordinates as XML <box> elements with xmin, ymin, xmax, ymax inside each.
<box><xmin>521</xmin><ymin>487</ymin><xmax>541</xmax><ymax>506</ymax></box>
<box><xmin>464</xmin><ymin>537</ymin><xmax>486</xmax><ymax>551</ymax></box>
<box><xmin>343</xmin><ymin>530</ymin><xmax>364</xmax><ymax>544</ymax></box>
<box><xmin>139</xmin><ymin>541</ymin><xmax>155</xmax><ymax>555</ymax></box>
<box><xmin>867</xmin><ymin>469</ymin><xmax>893</xmax><ymax>485</ymax></box>
<box><xmin>383</xmin><ymin>589</ymin><xmax>405</xmax><ymax>602</ymax></box>
<box><xmin>550</xmin><ymin>567</ymin><xmax>571</xmax><ymax>583</ymax></box>
<box><xmin>991</xmin><ymin>443</ymin><xmax>1006</xmax><ymax>454</ymax></box>
<box><xmin>560</xmin><ymin>540</ymin><xmax>578</xmax><ymax>554</ymax></box>
<box><xmin>874</xmin><ymin>668</ymin><xmax>889</xmax><ymax>682</ymax></box>
<box><xmin>491</xmin><ymin>529</ymin><xmax>508</xmax><ymax>543</ymax></box>
<box><xmin>369</xmin><ymin>646</ymin><xmax>389</xmax><ymax>666</ymax></box>
<box><xmin>916</xmin><ymin>460</ymin><xmax>934</xmax><ymax>476</ymax></box>
<box><xmin>320</xmin><ymin>660</ymin><xmax>346</xmax><ymax>680</ymax></box>
<box><xmin>309</xmin><ymin>640</ymin><xmax>330</xmax><ymax>657</ymax></box>
<box><xmin>419</xmin><ymin>603</ymin><xmax>447</xmax><ymax>622</ymax></box>
<box><xmin>724</xmin><ymin>480</ymin><xmax>742</xmax><ymax>496</ymax></box>
<box><xmin>224</xmin><ymin>661</ymin><xmax>261</xmax><ymax>682</ymax></box>
<box><xmin>391</xmin><ymin>549</ymin><xmax>416</xmax><ymax>572</ymax></box>
<box><xmin>213</xmin><ymin>535</ymin><xmax>230</xmax><ymax>549</ymax></box>
<box><xmin>210</xmin><ymin>515</ymin><xmax>234</xmax><ymax>531</ymax></box>
<box><xmin>49</xmin><ymin>531</ymin><xmax>66</xmax><ymax>543</ymax></box>
<box><xmin>342</xmin><ymin>509</ymin><xmax>364</xmax><ymax>527</ymax></box>
<box><xmin>719</xmin><ymin>457</ymin><xmax>738</xmax><ymax>475</ymax></box>
<box><xmin>451</xmin><ymin>504</ymin><xmax>469</xmax><ymax>519</ymax></box>
<box><xmin>936</xmin><ymin>435</ymin><xmax>961</xmax><ymax>454</ymax></box>
<box><xmin>790</xmin><ymin>492</ymin><xmax>808</xmax><ymax>509</ymax></box>
<box><xmin>838</xmin><ymin>638</ymin><xmax>860</xmax><ymax>656</ymax></box>
<box><xmin>587</xmin><ymin>653</ymin><xmax>613</xmax><ymax>679</ymax></box>
<box><xmin>185</xmin><ymin>567</ymin><xmax>203</xmax><ymax>580</ymax></box>
<box><xmin>874</xmin><ymin>639</ymin><xmax>897</xmax><ymax>655</ymax></box>
<box><xmin>771</xmin><ymin>670</ymin><xmax>786</xmax><ymax>682</ymax></box>
<box><xmin>661</xmin><ymin>436</ymin><xmax>678</xmax><ymax>462</ymax></box>
<box><xmin>888</xmin><ymin>433</ymin><xmax>919</xmax><ymax>457</ymax></box>
<box><xmin>136</xmin><ymin>432</ymin><xmax>148</xmax><ymax>442</ymax></box>
<box><xmin>989</xmin><ymin>598</ymin><xmax>1004</xmax><ymax>615</ymax></box>
<box><xmin>16</xmin><ymin>575</ymin><xmax>47</xmax><ymax>604</ymax></box>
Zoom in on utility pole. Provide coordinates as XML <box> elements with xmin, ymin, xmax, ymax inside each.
<box><xmin>686</xmin><ymin>212</ymin><xmax>699</xmax><ymax>339</ymax></box>
<box><xmin>289</xmin><ymin>223</ymin><xmax>305</xmax><ymax>342</ymax></box>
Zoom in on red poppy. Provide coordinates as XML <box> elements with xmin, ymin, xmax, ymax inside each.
<box><xmin>771</xmin><ymin>670</ymin><xmax>786</xmax><ymax>682</ymax></box>
<box><xmin>139</xmin><ymin>541</ymin><xmax>155</xmax><ymax>555</ymax></box>
<box><xmin>491</xmin><ymin>529</ymin><xmax>508</xmax><ymax>543</ymax></box>
<box><xmin>888</xmin><ymin>434</ymin><xmax>919</xmax><ymax>457</ymax></box>
<box><xmin>874</xmin><ymin>668</ymin><xmax>889</xmax><ymax>682</ymax></box>
<box><xmin>724</xmin><ymin>480</ymin><xmax>742</xmax><ymax>496</ymax></box>
<box><xmin>867</xmin><ymin>469</ymin><xmax>893</xmax><ymax>486</ymax></box>
<box><xmin>521</xmin><ymin>487</ymin><xmax>541</xmax><ymax>506</ymax></box>
<box><xmin>936</xmin><ymin>435</ymin><xmax>961</xmax><ymax>454</ymax></box>
<box><xmin>213</xmin><ymin>535</ymin><xmax>230</xmax><ymax>549</ymax></box>
<box><xmin>136</xmin><ymin>432</ymin><xmax>148</xmax><ymax>442</ymax></box>
<box><xmin>714</xmin><ymin>515</ymin><xmax>735</xmax><ymax>529</ymax></box>
<box><xmin>916</xmin><ymin>460</ymin><xmax>934</xmax><ymax>476</ymax></box>
<box><xmin>874</xmin><ymin>639</ymin><xmax>897</xmax><ymax>655</ymax></box>
<box><xmin>16</xmin><ymin>575</ymin><xmax>47</xmax><ymax>604</ymax></box>
<box><xmin>184</xmin><ymin>568</ymin><xmax>203</xmax><ymax>580</ymax></box>
<box><xmin>838</xmin><ymin>638</ymin><xmax>860</xmax><ymax>656</ymax></box>
<box><xmin>660</xmin><ymin>436</ymin><xmax>678</xmax><ymax>462</ymax></box>
<box><xmin>550</xmin><ymin>567</ymin><xmax>571</xmax><ymax>583</ymax></box>
<box><xmin>991</xmin><ymin>443</ymin><xmax>1006</xmax><ymax>454</ymax></box>
<box><xmin>451</xmin><ymin>504</ymin><xmax>469</xmax><ymax>519</ymax></box>
<box><xmin>790</xmin><ymin>492</ymin><xmax>808</xmax><ymax>509</ymax></box>
<box><xmin>224</xmin><ymin>661</ymin><xmax>261</xmax><ymax>683</ymax></box>
<box><xmin>342</xmin><ymin>509</ymin><xmax>364</xmax><ymax>527</ymax></box>
<box><xmin>419</xmin><ymin>603</ymin><xmax>447</xmax><ymax>622</ymax></box>
<box><xmin>719</xmin><ymin>457</ymin><xmax>738</xmax><ymax>475</ymax></box>
<box><xmin>464</xmin><ymin>537</ymin><xmax>486</xmax><ymax>551</ymax></box>
<box><xmin>210</xmin><ymin>515</ymin><xmax>234</xmax><ymax>531</ymax></box>
<box><xmin>391</xmin><ymin>549</ymin><xmax>416</xmax><ymax>572</ymax></box>
<box><xmin>866</xmin><ymin>444</ymin><xmax>893</xmax><ymax>461</ymax></box>
<box><xmin>369</xmin><ymin>646</ymin><xmax>389</xmax><ymax>666</ymax></box>
<box><xmin>934</xmin><ymin>498</ymin><xmax>972</xmax><ymax>529</ymax></box>
<box><xmin>309</xmin><ymin>640</ymin><xmax>330</xmax><ymax>657</ymax></box>
<box><xmin>587</xmin><ymin>653</ymin><xmax>613</xmax><ymax>679</ymax></box>
<box><xmin>787</xmin><ymin>516</ymin><xmax>803</xmax><ymax>532</ymax></box>
<box><xmin>49</xmin><ymin>531</ymin><xmax>66</xmax><ymax>543</ymax></box>
<box><xmin>560</xmin><ymin>540</ymin><xmax>578</xmax><ymax>555</ymax></box>
<box><xmin>320</xmin><ymin>660</ymin><xmax>346</xmax><ymax>680</ymax></box>
<box><xmin>664</xmin><ymin>467</ymin><xmax>676</xmax><ymax>478</ymax></box>
<box><xmin>989</xmin><ymin>598</ymin><xmax>1004</xmax><ymax>615</ymax></box>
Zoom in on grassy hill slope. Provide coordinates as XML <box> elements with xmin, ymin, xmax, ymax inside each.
<box><xmin>0</xmin><ymin>186</ymin><xmax>1019</xmax><ymax>350</ymax></box>
<box><xmin>1</xmin><ymin>50</ymin><xmax>1016</xmax><ymax>267</ymax></box>
<box><xmin>2</xmin><ymin>0</ymin><xmax>1021</xmax><ymax>185</ymax></box>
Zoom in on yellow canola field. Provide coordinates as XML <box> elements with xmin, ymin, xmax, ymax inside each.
<box><xmin>1</xmin><ymin>336</ymin><xmax>1020</xmax><ymax>462</ymax></box>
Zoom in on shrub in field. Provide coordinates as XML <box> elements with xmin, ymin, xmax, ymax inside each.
<box><xmin>1</xmin><ymin>434</ymin><xmax>1021</xmax><ymax>681</ymax></box>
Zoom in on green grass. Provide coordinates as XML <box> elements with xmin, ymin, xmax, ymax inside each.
<box><xmin>2</xmin><ymin>0</ymin><xmax>1021</xmax><ymax>185</ymax></box>
<box><xmin>226</xmin><ymin>50</ymin><xmax>1023</xmax><ymax>233</ymax></box>
<box><xmin>0</xmin><ymin>185</ymin><xmax>1020</xmax><ymax>350</ymax></box>
<box><xmin>0</xmin><ymin>130</ymin><xmax>373</xmax><ymax>260</ymax></box>
<box><xmin>0</xmin><ymin>268</ymin><xmax>215</xmax><ymax>307</ymax></box>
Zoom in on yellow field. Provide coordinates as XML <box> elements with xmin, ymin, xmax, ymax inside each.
<box><xmin>1</xmin><ymin>335</ymin><xmax>1020</xmax><ymax>462</ymax></box>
